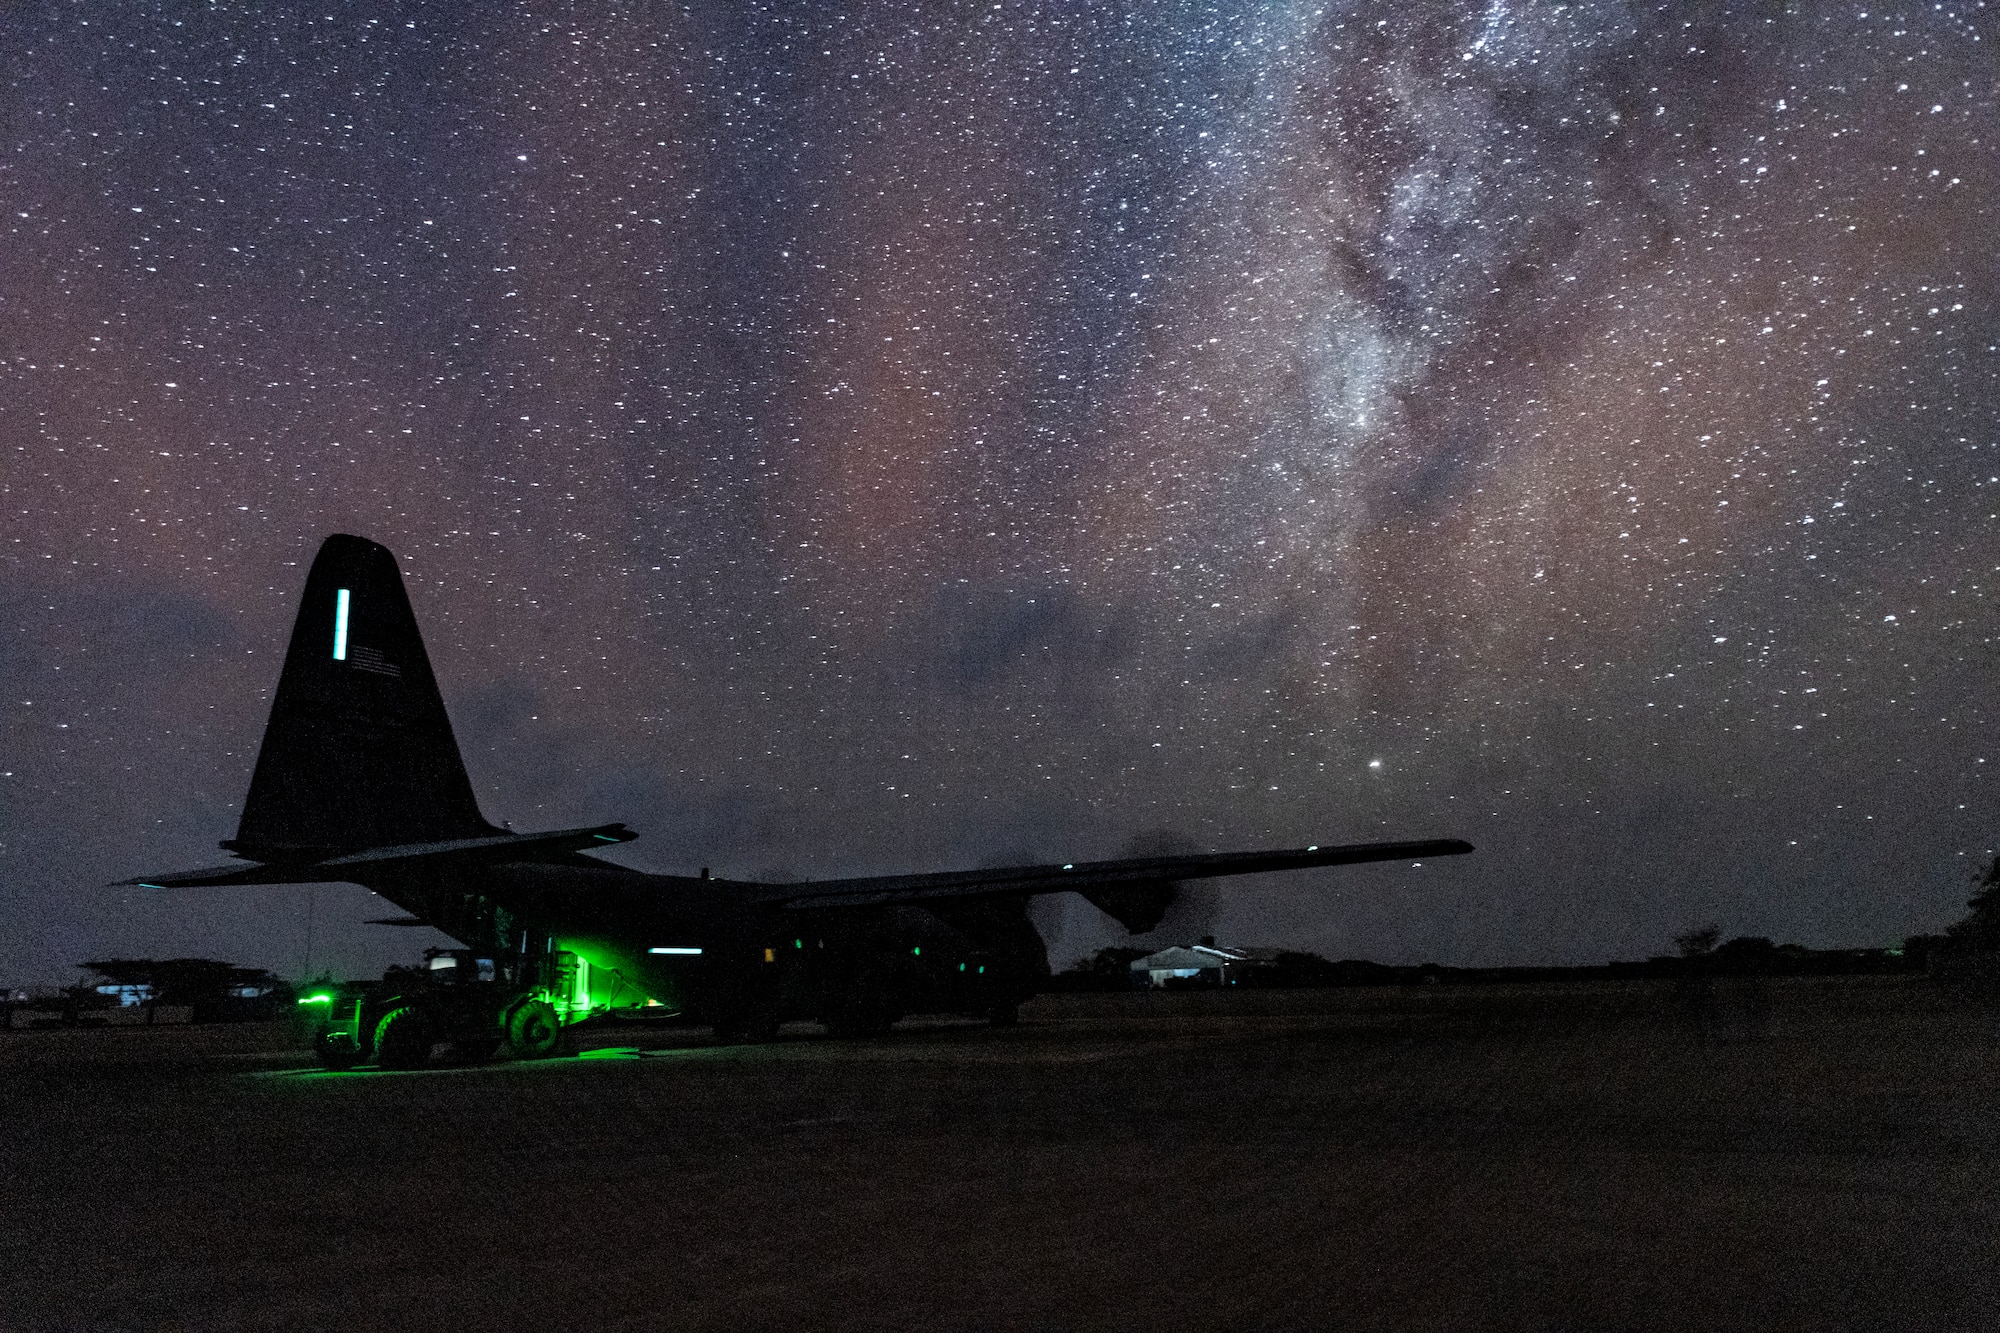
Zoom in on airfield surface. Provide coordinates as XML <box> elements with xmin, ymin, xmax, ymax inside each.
<box><xmin>4</xmin><ymin>976</ymin><xmax>1995</xmax><ymax>1331</ymax></box>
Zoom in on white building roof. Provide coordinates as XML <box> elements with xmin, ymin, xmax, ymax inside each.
<box><xmin>1130</xmin><ymin>944</ymin><xmax>1251</xmax><ymax>971</ymax></box>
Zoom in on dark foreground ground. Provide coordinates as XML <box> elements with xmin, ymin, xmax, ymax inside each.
<box><xmin>4</xmin><ymin>976</ymin><xmax>1995</xmax><ymax>1331</ymax></box>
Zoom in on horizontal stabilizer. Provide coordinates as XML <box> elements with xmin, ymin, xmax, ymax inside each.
<box><xmin>307</xmin><ymin>823</ymin><xmax>636</xmax><ymax>869</ymax></box>
<box><xmin>121</xmin><ymin>823</ymin><xmax>638</xmax><ymax>889</ymax></box>
<box><xmin>766</xmin><ymin>838</ymin><xmax>1472</xmax><ymax>913</ymax></box>
<box><xmin>123</xmin><ymin>861</ymin><xmax>330</xmax><ymax>889</ymax></box>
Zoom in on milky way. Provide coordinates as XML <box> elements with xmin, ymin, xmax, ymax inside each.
<box><xmin>4</xmin><ymin>2</ymin><xmax>1996</xmax><ymax>984</ymax></box>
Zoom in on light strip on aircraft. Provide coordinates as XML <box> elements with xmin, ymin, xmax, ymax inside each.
<box><xmin>648</xmin><ymin>947</ymin><xmax>703</xmax><ymax>955</ymax></box>
<box><xmin>332</xmin><ymin>588</ymin><xmax>350</xmax><ymax>661</ymax></box>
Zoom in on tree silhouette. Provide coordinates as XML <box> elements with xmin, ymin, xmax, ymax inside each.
<box><xmin>1673</xmin><ymin>925</ymin><xmax>1720</xmax><ymax>959</ymax></box>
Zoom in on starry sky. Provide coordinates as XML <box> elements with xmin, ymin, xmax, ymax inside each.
<box><xmin>4</xmin><ymin>1</ymin><xmax>1996</xmax><ymax>987</ymax></box>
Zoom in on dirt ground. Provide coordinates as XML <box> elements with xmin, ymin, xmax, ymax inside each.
<box><xmin>3</xmin><ymin>976</ymin><xmax>1995</xmax><ymax>1331</ymax></box>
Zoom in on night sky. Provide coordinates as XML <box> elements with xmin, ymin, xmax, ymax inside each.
<box><xmin>5</xmin><ymin>2</ymin><xmax>1996</xmax><ymax>987</ymax></box>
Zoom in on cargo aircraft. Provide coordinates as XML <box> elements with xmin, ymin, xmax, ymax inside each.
<box><xmin>128</xmin><ymin>535</ymin><xmax>1470</xmax><ymax>1064</ymax></box>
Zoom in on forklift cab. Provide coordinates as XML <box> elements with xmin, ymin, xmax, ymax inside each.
<box><xmin>424</xmin><ymin>949</ymin><xmax>497</xmax><ymax>986</ymax></box>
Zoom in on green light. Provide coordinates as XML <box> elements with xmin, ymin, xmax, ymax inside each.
<box><xmin>298</xmin><ymin>993</ymin><xmax>334</xmax><ymax>1006</ymax></box>
<box><xmin>332</xmin><ymin>588</ymin><xmax>350</xmax><ymax>660</ymax></box>
<box><xmin>958</xmin><ymin>963</ymin><xmax>966</xmax><ymax>972</ymax></box>
<box><xmin>794</xmin><ymin>938</ymin><xmax>803</xmax><ymax>949</ymax></box>
<box><xmin>592</xmin><ymin>833</ymin><xmax>620</xmax><ymax>842</ymax></box>
<box><xmin>912</xmin><ymin>946</ymin><xmax>921</xmax><ymax>956</ymax></box>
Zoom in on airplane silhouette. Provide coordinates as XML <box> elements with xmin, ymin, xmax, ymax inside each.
<box><xmin>129</xmin><ymin>534</ymin><xmax>1470</xmax><ymax>1063</ymax></box>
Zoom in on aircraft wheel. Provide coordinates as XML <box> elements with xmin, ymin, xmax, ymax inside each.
<box><xmin>505</xmin><ymin>998</ymin><xmax>563</xmax><ymax>1059</ymax></box>
<box><xmin>313</xmin><ymin>1031</ymin><xmax>362</xmax><ymax>1071</ymax></box>
<box><xmin>374</xmin><ymin>1007</ymin><xmax>433</xmax><ymax>1070</ymax></box>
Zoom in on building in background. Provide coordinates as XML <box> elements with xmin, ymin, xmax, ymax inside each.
<box><xmin>1131</xmin><ymin>942</ymin><xmax>1282</xmax><ymax>988</ymax></box>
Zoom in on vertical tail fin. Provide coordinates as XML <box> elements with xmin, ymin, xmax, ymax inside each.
<box><xmin>230</xmin><ymin>535</ymin><xmax>500</xmax><ymax>859</ymax></box>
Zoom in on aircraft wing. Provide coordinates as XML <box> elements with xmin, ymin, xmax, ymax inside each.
<box><xmin>763</xmin><ymin>838</ymin><xmax>1472</xmax><ymax>912</ymax></box>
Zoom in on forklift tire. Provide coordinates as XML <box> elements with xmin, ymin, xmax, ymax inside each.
<box><xmin>506</xmin><ymin>998</ymin><xmax>563</xmax><ymax>1059</ymax></box>
<box><xmin>313</xmin><ymin>1031</ymin><xmax>363</xmax><ymax>1071</ymax></box>
<box><xmin>374</xmin><ymin>1006</ymin><xmax>433</xmax><ymax>1071</ymax></box>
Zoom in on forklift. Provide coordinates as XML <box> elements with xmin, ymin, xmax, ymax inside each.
<box><xmin>300</xmin><ymin>946</ymin><xmax>586</xmax><ymax>1071</ymax></box>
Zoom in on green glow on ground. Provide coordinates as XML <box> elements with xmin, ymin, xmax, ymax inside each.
<box><xmin>298</xmin><ymin>993</ymin><xmax>334</xmax><ymax>1005</ymax></box>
